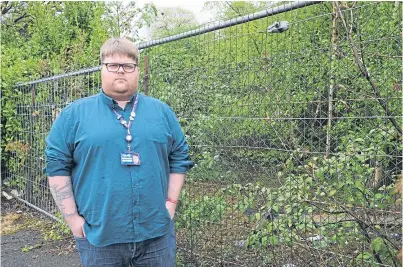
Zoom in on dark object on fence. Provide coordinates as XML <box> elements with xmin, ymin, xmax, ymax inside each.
<box><xmin>267</xmin><ymin>21</ymin><xmax>289</xmax><ymax>33</ymax></box>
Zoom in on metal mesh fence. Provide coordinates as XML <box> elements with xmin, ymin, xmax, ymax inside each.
<box><xmin>3</xmin><ymin>67</ymin><xmax>101</xmax><ymax>220</ymax></box>
<box><xmin>4</xmin><ymin>1</ymin><xmax>402</xmax><ymax>266</ymax></box>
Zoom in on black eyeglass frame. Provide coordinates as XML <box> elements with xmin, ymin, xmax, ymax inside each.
<box><xmin>102</xmin><ymin>63</ymin><xmax>138</xmax><ymax>73</ymax></box>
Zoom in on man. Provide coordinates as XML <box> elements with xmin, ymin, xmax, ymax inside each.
<box><xmin>45</xmin><ymin>37</ymin><xmax>193</xmax><ymax>266</ymax></box>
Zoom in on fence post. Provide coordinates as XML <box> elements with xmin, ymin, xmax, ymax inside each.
<box><xmin>143</xmin><ymin>55</ymin><xmax>149</xmax><ymax>96</ymax></box>
<box><xmin>31</xmin><ymin>85</ymin><xmax>35</xmax><ymax>106</ymax></box>
<box><xmin>326</xmin><ymin>2</ymin><xmax>338</xmax><ymax>158</ymax></box>
<box><xmin>25</xmin><ymin>85</ymin><xmax>35</xmax><ymax>203</ymax></box>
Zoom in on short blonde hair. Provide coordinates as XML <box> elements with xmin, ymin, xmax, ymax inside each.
<box><xmin>100</xmin><ymin>38</ymin><xmax>139</xmax><ymax>64</ymax></box>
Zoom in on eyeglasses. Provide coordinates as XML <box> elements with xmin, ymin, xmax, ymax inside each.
<box><xmin>102</xmin><ymin>63</ymin><xmax>137</xmax><ymax>73</ymax></box>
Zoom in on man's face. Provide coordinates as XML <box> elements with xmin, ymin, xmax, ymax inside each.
<box><xmin>101</xmin><ymin>54</ymin><xmax>139</xmax><ymax>100</ymax></box>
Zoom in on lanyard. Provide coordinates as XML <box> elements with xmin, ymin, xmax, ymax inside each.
<box><xmin>110</xmin><ymin>94</ymin><xmax>139</xmax><ymax>152</ymax></box>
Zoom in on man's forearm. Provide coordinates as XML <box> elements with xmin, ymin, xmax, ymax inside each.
<box><xmin>167</xmin><ymin>173</ymin><xmax>185</xmax><ymax>201</ymax></box>
<box><xmin>48</xmin><ymin>176</ymin><xmax>78</xmax><ymax>218</ymax></box>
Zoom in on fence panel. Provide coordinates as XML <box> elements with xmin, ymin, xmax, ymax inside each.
<box><xmin>4</xmin><ymin>2</ymin><xmax>402</xmax><ymax>266</ymax></box>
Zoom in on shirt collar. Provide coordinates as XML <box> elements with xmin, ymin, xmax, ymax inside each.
<box><xmin>100</xmin><ymin>89</ymin><xmax>138</xmax><ymax>109</ymax></box>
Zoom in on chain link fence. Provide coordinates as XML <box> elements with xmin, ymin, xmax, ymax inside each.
<box><xmin>3</xmin><ymin>1</ymin><xmax>402</xmax><ymax>266</ymax></box>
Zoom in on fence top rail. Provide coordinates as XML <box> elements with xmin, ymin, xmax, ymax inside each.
<box><xmin>16</xmin><ymin>1</ymin><xmax>321</xmax><ymax>87</ymax></box>
<box><xmin>137</xmin><ymin>1</ymin><xmax>320</xmax><ymax>50</ymax></box>
<box><xmin>16</xmin><ymin>66</ymin><xmax>101</xmax><ymax>87</ymax></box>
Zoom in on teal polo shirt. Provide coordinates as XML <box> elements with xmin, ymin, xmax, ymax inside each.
<box><xmin>45</xmin><ymin>90</ymin><xmax>193</xmax><ymax>246</ymax></box>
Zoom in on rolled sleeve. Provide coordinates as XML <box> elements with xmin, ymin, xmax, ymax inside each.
<box><xmin>167</xmin><ymin>108</ymin><xmax>194</xmax><ymax>173</ymax></box>
<box><xmin>44</xmin><ymin>107</ymin><xmax>75</xmax><ymax>176</ymax></box>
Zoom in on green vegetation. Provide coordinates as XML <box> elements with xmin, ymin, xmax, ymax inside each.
<box><xmin>2</xmin><ymin>1</ymin><xmax>402</xmax><ymax>266</ymax></box>
<box><xmin>147</xmin><ymin>2</ymin><xmax>402</xmax><ymax>265</ymax></box>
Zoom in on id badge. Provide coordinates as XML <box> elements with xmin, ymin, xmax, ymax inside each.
<box><xmin>121</xmin><ymin>152</ymin><xmax>141</xmax><ymax>166</ymax></box>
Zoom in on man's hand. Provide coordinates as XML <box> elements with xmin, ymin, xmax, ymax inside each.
<box><xmin>165</xmin><ymin>201</ymin><xmax>177</xmax><ymax>220</ymax></box>
<box><xmin>65</xmin><ymin>213</ymin><xmax>86</xmax><ymax>238</ymax></box>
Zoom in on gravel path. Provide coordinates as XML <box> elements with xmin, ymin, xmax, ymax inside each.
<box><xmin>1</xmin><ymin>229</ymin><xmax>81</xmax><ymax>267</ymax></box>
<box><xmin>1</xmin><ymin>195</ymin><xmax>82</xmax><ymax>267</ymax></box>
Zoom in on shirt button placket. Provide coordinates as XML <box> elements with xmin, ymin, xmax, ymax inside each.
<box><xmin>132</xmin><ymin>168</ymin><xmax>139</xmax><ymax>240</ymax></box>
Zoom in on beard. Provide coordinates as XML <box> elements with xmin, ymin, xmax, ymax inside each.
<box><xmin>112</xmin><ymin>80</ymin><xmax>132</xmax><ymax>94</ymax></box>
<box><xmin>113</xmin><ymin>84</ymin><xmax>129</xmax><ymax>93</ymax></box>
<box><xmin>101</xmin><ymin>76</ymin><xmax>138</xmax><ymax>101</ymax></box>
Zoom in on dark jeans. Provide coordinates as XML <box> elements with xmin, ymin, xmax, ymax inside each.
<box><xmin>75</xmin><ymin>222</ymin><xmax>176</xmax><ymax>267</ymax></box>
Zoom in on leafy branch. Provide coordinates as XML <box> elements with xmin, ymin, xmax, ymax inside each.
<box><xmin>333</xmin><ymin>197</ymin><xmax>399</xmax><ymax>266</ymax></box>
<box><xmin>335</xmin><ymin>1</ymin><xmax>402</xmax><ymax>137</ymax></box>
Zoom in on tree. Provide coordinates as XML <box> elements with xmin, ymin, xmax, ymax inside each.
<box><xmin>150</xmin><ymin>7</ymin><xmax>198</xmax><ymax>39</ymax></box>
<box><xmin>1</xmin><ymin>1</ymin><xmax>111</xmax><ymax>177</ymax></box>
<box><xmin>203</xmin><ymin>1</ymin><xmax>274</xmax><ymax>20</ymax></box>
<box><xmin>104</xmin><ymin>1</ymin><xmax>157</xmax><ymax>41</ymax></box>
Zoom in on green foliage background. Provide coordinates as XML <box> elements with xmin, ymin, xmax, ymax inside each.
<box><xmin>1</xmin><ymin>2</ymin><xmax>109</xmax><ymax>166</ymax></box>
<box><xmin>1</xmin><ymin>1</ymin><xmax>402</xmax><ymax>266</ymax></box>
<box><xmin>142</xmin><ymin>2</ymin><xmax>402</xmax><ymax>266</ymax></box>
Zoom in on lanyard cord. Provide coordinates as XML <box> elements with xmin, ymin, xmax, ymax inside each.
<box><xmin>110</xmin><ymin>94</ymin><xmax>139</xmax><ymax>151</ymax></box>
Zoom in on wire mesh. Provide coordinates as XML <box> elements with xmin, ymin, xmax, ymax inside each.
<box><xmin>4</xmin><ymin>67</ymin><xmax>102</xmax><ymax>220</ymax></box>
<box><xmin>4</xmin><ymin>2</ymin><xmax>402</xmax><ymax>266</ymax></box>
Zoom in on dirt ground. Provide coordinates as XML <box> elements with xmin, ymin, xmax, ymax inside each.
<box><xmin>1</xmin><ymin>194</ymin><xmax>82</xmax><ymax>267</ymax></box>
